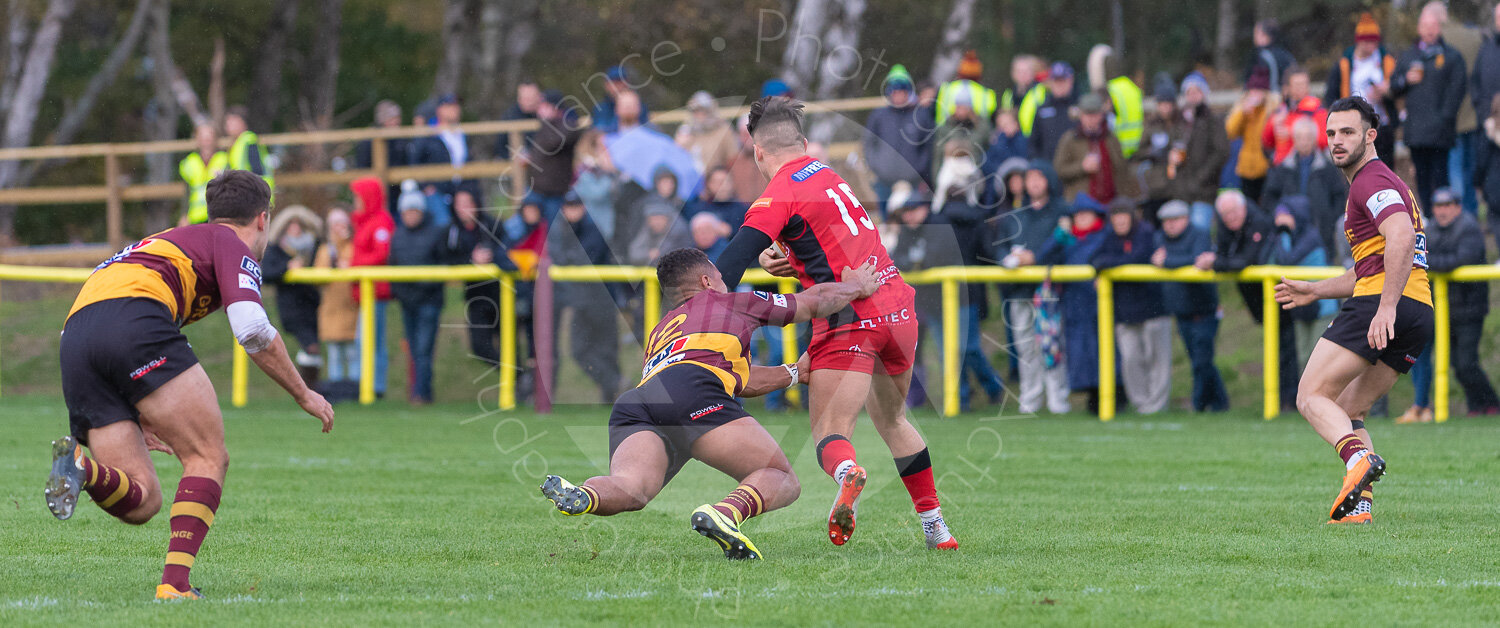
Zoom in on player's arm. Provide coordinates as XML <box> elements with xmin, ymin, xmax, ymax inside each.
<box><xmin>1367</xmin><ymin>213</ymin><xmax>1416</xmax><ymax>350</ymax></box>
<box><xmin>739</xmin><ymin>364</ymin><xmax>798</xmax><ymax>398</ymax></box>
<box><xmin>227</xmin><ymin>302</ymin><xmax>334</xmax><ymax>432</ymax></box>
<box><xmin>714</xmin><ymin>226</ymin><xmax>775</xmax><ymax>290</ymax></box>
<box><xmin>789</xmin><ymin>262</ymin><xmax>880</xmax><ymax>323</ymax></box>
<box><xmin>1276</xmin><ymin>267</ymin><xmax>1355</xmax><ymax>308</ymax></box>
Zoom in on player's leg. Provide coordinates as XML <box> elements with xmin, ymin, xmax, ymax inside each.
<box><xmin>47</xmin><ymin>420</ymin><xmax>163</xmax><ymax>524</ymax></box>
<box><xmin>135</xmin><ymin>364</ymin><xmax>229</xmax><ymax>599</ymax></box>
<box><xmin>1326</xmin><ymin>361</ymin><xmax>1399</xmax><ymax>524</ymax></box>
<box><xmin>543</xmin><ymin>431</ymin><xmax>670</xmax><ymax>516</ymax></box>
<box><xmin>867</xmin><ymin>369</ymin><xmax>958</xmax><ymax>549</ymax></box>
<box><xmin>809</xmin><ymin>366</ymin><xmax>874</xmax><ymax>545</ymax></box>
<box><xmin>1295</xmin><ymin>339</ymin><xmax>1389</xmax><ymax>519</ymax></box>
<box><xmin>687</xmin><ymin>416</ymin><xmax>800</xmax><ymax>559</ymax></box>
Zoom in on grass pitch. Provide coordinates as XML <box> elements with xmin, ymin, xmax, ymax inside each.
<box><xmin>1</xmin><ymin>396</ymin><xmax>1498</xmax><ymax>626</ymax></box>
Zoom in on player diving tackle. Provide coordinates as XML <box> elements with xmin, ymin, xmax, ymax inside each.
<box><xmin>540</xmin><ymin>247</ymin><xmax>879</xmax><ymax>560</ymax></box>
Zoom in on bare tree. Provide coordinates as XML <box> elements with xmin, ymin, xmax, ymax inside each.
<box><xmin>1111</xmin><ymin>0</ymin><xmax>1126</xmax><ymax>58</ymax></box>
<box><xmin>302</xmin><ymin>0</ymin><xmax>343</xmax><ymax>131</ymax></box>
<box><xmin>433</xmin><ymin>0</ymin><xmax>478</xmax><ymax>97</ymax></box>
<box><xmin>780</xmin><ymin>0</ymin><xmax>829</xmax><ymax>95</ymax></box>
<box><xmin>498</xmin><ymin>0</ymin><xmax>539</xmax><ymax>113</ymax></box>
<box><xmin>1214</xmin><ymin>0</ymin><xmax>1238</xmax><ymax>75</ymax></box>
<box><xmin>0</xmin><ymin>0</ymin><xmax>79</xmax><ymax>242</ymax></box>
<box><xmin>247</xmin><ymin>0</ymin><xmax>301</xmax><ymax>132</ymax></box>
<box><xmin>929</xmin><ymin>0</ymin><xmax>976</xmax><ymax>85</ymax></box>
<box><xmin>142</xmin><ymin>0</ymin><xmax>184</xmax><ymax>233</ymax></box>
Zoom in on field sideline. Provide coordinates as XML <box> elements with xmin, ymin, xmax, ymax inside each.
<box><xmin>1</xmin><ymin>396</ymin><xmax>1498</xmax><ymax>625</ymax></box>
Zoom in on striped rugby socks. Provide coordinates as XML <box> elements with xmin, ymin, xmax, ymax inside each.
<box><xmin>161</xmin><ymin>477</ymin><xmax>222</xmax><ymax>591</ymax></box>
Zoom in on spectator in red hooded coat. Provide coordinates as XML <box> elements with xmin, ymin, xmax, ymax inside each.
<box><xmin>349</xmin><ymin>177</ymin><xmax>395</xmax><ymax>398</ymax></box>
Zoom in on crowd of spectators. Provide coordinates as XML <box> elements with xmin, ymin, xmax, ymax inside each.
<box><xmin>219</xmin><ymin>3</ymin><xmax>1500</xmax><ymax>417</ymax></box>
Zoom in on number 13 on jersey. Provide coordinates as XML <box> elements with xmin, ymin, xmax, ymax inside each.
<box><xmin>825</xmin><ymin>183</ymin><xmax>874</xmax><ymax>236</ymax></box>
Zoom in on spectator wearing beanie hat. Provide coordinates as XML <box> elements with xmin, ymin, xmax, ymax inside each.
<box><xmin>936</xmin><ymin>50</ymin><xmax>997</xmax><ymax>125</ymax></box>
<box><xmin>865</xmin><ymin>64</ymin><xmax>934</xmax><ymax>215</ymax></box>
<box><xmin>1326</xmin><ymin>12</ymin><xmax>1398</xmax><ymax>162</ymax></box>
<box><xmin>1134</xmin><ymin>74</ymin><xmax>1189</xmax><ymax>223</ymax></box>
<box><xmin>1226</xmin><ymin>65</ymin><xmax>1275</xmax><ymax>201</ymax></box>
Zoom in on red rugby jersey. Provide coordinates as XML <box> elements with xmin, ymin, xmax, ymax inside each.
<box><xmin>741</xmin><ymin>155</ymin><xmax>912</xmax><ymax>326</ymax></box>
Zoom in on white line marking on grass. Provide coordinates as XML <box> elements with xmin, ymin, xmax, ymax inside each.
<box><xmin>5</xmin><ymin>596</ymin><xmax>59</xmax><ymax>609</ymax></box>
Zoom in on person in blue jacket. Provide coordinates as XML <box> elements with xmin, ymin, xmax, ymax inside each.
<box><xmin>1039</xmin><ymin>194</ymin><xmax>1110</xmax><ymax>414</ymax></box>
<box><xmin>1092</xmin><ymin>199</ymin><xmax>1171</xmax><ymax>414</ymax></box>
<box><xmin>1151</xmin><ymin>200</ymin><xmax>1228</xmax><ymax>412</ymax></box>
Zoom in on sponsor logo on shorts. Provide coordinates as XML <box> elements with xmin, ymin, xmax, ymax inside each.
<box><xmin>790</xmin><ymin>159</ymin><xmax>826</xmax><ymax>182</ymax></box>
<box><xmin>239</xmin><ymin>273</ymin><xmax>261</xmax><ymax>294</ymax></box>
<box><xmin>690</xmin><ymin>404</ymin><xmax>724</xmax><ymax>420</ymax></box>
<box><xmin>856</xmin><ymin>308</ymin><xmax>912</xmax><ymax>329</ymax></box>
<box><xmin>1405</xmin><ymin>354</ymin><xmax>1417</xmax><ymax>363</ymax></box>
<box><xmin>240</xmin><ymin>256</ymin><xmax>262</xmax><ymax>281</ymax></box>
<box><xmin>129</xmin><ymin>356</ymin><xmax>168</xmax><ymax>381</ymax></box>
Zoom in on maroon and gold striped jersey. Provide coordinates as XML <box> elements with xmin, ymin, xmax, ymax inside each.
<box><xmin>640</xmin><ymin>290</ymin><xmax>798</xmax><ymax>396</ymax></box>
<box><xmin>68</xmin><ymin>223</ymin><xmax>266</xmax><ymax>326</ymax></box>
<box><xmin>1343</xmin><ymin>159</ymin><xmax>1431</xmax><ymax>305</ymax></box>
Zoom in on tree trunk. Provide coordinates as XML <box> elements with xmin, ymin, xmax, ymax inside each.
<box><xmin>780</xmin><ymin>0</ymin><xmax>828</xmax><ymax>96</ymax></box>
<box><xmin>1111</xmin><ymin>0</ymin><xmax>1126</xmax><ymax>59</ymax></box>
<box><xmin>499</xmin><ymin>0</ymin><xmax>539</xmax><ymax>115</ymax></box>
<box><xmin>143</xmin><ymin>0</ymin><xmax>182</xmax><ymax>233</ymax></box>
<box><xmin>247</xmin><ymin>0</ymin><xmax>300</xmax><ymax>132</ymax></box>
<box><xmin>303</xmin><ymin>0</ymin><xmax>342</xmax><ymax>131</ymax></box>
<box><xmin>208</xmin><ymin>36</ymin><xmax>225</xmax><ymax>130</ymax></box>
<box><xmin>0</xmin><ymin>0</ymin><xmax>77</xmax><ymax>243</ymax></box>
<box><xmin>0</xmin><ymin>0</ymin><xmax>29</xmax><ymax>123</ymax></box>
<box><xmin>1213</xmin><ymin>0</ymin><xmax>1237</xmax><ymax>77</ymax></box>
<box><xmin>17</xmin><ymin>0</ymin><xmax>152</xmax><ymax>184</ymax></box>
<box><xmin>929</xmin><ymin>0</ymin><xmax>976</xmax><ymax>85</ymax></box>
<box><xmin>468</xmin><ymin>0</ymin><xmax>504</xmax><ymax>120</ymax></box>
<box><xmin>806</xmin><ymin>0</ymin><xmax>865</xmax><ymax>144</ymax></box>
<box><xmin>433</xmin><ymin>0</ymin><xmax>478</xmax><ymax>98</ymax></box>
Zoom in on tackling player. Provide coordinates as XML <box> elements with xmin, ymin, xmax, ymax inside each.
<box><xmin>44</xmin><ymin>170</ymin><xmax>336</xmax><ymax>599</ymax></box>
<box><xmin>1275</xmin><ymin>97</ymin><xmax>1433</xmax><ymax>524</ymax></box>
<box><xmin>540</xmin><ymin>248</ymin><xmax>878</xmax><ymax>560</ymax></box>
<box><xmin>714</xmin><ymin>96</ymin><xmax>956</xmax><ymax>549</ymax></box>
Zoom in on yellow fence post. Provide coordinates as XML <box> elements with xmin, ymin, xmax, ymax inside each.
<box><xmin>231</xmin><ymin>343</ymin><xmax>248</xmax><ymax>407</ymax></box>
<box><xmin>779</xmin><ymin>277</ymin><xmax>801</xmax><ymax>407</ymax></box>
<box><xmin>941</xmin><ymin>277</ymin><xmax>961</xmax><ymax>417</ymax></box>
<box><xmin>1433</xmin><ymin>275</ymin><xmax>1450</xmax><ymax>422</ymax></box>
<box><xmin>1097</xmin><ymin>275</ymin><xmax>1115</xmax><ymax>420</ymax></box>
<box><xmin>1262</xmin><ymin>278</ymin><xmax>1279</xmax><ymax>420</ymax></box>
<box><xmin>643</xmin><ymin>273</ymin><xmax>660</xmax><ymax>342</ymax></box>
<box><xmin>359</xmin><ymin>277</ymin><xmax>376</xmax><ymax>405</ymax></box>
<box><xmin>499</xmin><ymin>272</ymin><xmax>516</xmax><ymax>411</ymax></box>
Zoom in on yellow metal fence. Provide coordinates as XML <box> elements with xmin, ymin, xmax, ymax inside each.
<box><xmin>0</xmin><ymin>262</ymin><xmax>1477</xmax><ymax>421</ymax></box>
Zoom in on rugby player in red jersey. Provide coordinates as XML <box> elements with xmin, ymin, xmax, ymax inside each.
<box><xmin>1276</xmin><ymin>97</ymin><xmax>1433</xmax><ymax>524</ymax></box>
<box><xmin>714</xmin><ymin>97</ymin><xmax>956</xmax><ymax>549</ymax></box>
<box><xmin>540</xmin><ymin>248</ymin><xmax>878</xmax><ymax>560</ymax></box>
<box><xmin>45</xmin><ymin>170</ymin><xmax>335</xmax><ymax>599</ymax></box>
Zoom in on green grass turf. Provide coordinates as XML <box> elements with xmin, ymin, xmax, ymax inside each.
<box><xmin>1</xmin><ymin>396</ymin><xmax>1498</xmax><ymax>626</ymax></box>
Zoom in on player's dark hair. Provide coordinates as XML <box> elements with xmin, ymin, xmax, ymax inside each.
<box><xmin>747</xmin><ymin>96</ymin><xmax>805</xmax><ymax>152</ymax></box>
<box><xmin>1328</xmin><ymin>97</ymin><xmax>1379</xmax><ymax>132</ymax></box>
<box><xmin>656</xmin><ymin>247</ymin><xmax>714</xmax><ymax>294</ymax></box>
<box><xmin>206</xmin><ymin>170</ymin><xmax>272</xmax><ymax>226</ymax></box>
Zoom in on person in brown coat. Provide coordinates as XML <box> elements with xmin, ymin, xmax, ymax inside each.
<box><xmin>1170</xmin><ymin>72</ymin><xmax>1230</xmax><ymax>231</ymax></box>
<box><xmin>314</xmin><ymin>208</ymin><xmax>359</xmax><ymax>384</ymax></box>
<box><xmin>1054</xmin><ymin>92</ymin><xmax>1141</xmax><ymax>204</ymax></box>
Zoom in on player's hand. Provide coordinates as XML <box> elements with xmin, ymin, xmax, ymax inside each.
<box><xmin>298</xmin><ymin>390</ymin><xmax>335</xmax><ymax>433</ymax></box>
<box><xmin>795</xmin><ymin>352</ymin><xmax>811</xmax><ymax>384</ymax></box>
<box><xmin>842</xmin><ymin>262</ymin><xmax>881</xmax><ymax>298</ymax></box>
<box><xmin>760</xmin><ymin>246</ymin><xmax>796</xmax><ymax>277</ymax></box>
<box><xmin>1368</xmin><ymin>305</ymin><xmax>1397</xmax><ymax>351</ymax></box>
<box><xmin>142</xmin><ymin>428</ymin><xmax>175</xmax><ymax>455</ymax></box>
<box><xmin>1274</xmin><ymin>276</ymin><xmax>1317</xmax><ymax>308</ymax></box>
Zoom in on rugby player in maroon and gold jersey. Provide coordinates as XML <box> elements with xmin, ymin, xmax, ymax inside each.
<box><xmin>44</xmin><ymin>170</ymin><xmax>335</xmax><ymax>599</ymax></box>
<box><xmin>1276</xmin><ymin>97</ymin><xmax>1433</xmax><ymax>525</ymax></box>
<box><xmin>540</xmin><ymin>248</ymin><xmax>878</xmax><ymax>560</ymax></box>
<box><xmin>713</xmin><ymin>97</ymin><xmax>955</xmax><ymax>550</ymax></box>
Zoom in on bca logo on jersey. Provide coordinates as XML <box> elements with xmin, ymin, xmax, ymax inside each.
<box><xmin>240</xmin><ymin>256</ymin><xmax>262</xmax><ymax>281</ymax></box>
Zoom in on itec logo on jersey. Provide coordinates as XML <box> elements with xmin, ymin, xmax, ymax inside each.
<box><xmin>790</xmin><ymin>160</ymin><xmax>827</xmax><ymax>182</ymax></box>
